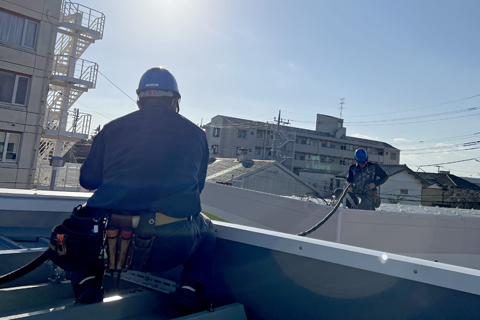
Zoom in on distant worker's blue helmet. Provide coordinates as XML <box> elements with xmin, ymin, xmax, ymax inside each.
<box><xmin>136</xmin><ymin>67</ymin><xmax>181</xmax><ymax>99</ymax></box>
<box><xmin>354</xmin><ymin>148</ymin><xmax>368</xmax><ymax>164</ymax></box>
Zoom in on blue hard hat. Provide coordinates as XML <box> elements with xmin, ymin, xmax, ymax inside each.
<box><xmin>354</xmin><ymin>148</ymin><xmax>368</xmax><ymax>164</ymax></box>
<box><xmin>136</xmin><ymin>67</ymin><xmax>180</xmax><ymax>98</ymax></box>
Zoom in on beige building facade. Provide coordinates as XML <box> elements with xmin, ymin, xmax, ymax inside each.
<box><xmin>0</xmin><ymin>0</ymin><xmax>61</xmax><ymax>188</ymax></box>
<box><xmin>204</xmin><ymin>114</ymin><xmax>400</xmax><ymax>175</ymax></box>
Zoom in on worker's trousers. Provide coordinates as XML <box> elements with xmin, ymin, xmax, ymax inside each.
<box><xmin>71</xmin><ymin>209</ymin><xmax>216</xmax><ymax>291</ymax></box>
<box><xmin>356</xmin><ymin>193</ymin><xmax>375</xmax><ymax>210</ymax></box>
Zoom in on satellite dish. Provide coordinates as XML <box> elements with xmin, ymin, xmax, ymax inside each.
<box><xmin>242</xmin><ymin>160</ymin><xmax>254</xmax><ymax>168</ymax></box>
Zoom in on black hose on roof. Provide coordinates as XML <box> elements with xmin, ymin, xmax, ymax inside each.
<box><xmin>0</xmin><ymin>250</ymin><xmax>49</xmax><ymax>285</ymax></box>
<box><xmin>297</xmin><ymin>183</ymin><xmax>351</xmax><ymax>237</ymax></box>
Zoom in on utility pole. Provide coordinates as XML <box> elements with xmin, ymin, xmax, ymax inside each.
<box><xmin>72</xmin><ymin>108</ymin><xmax>80</xmax><ymax>133</ymax></box>
<box><xmin>272</xmin><ymin>110</ymin><xmax>290</xmax><ymax>158</ymax></box>
<box><xmin>339</xmin><ymin>98</ymin><xmax>346</xmax><ymax>119</ymax></box>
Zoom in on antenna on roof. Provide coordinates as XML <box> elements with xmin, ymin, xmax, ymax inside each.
<box><xmin>339</xmin><ymin>98</ymin><xmax>346</xmax><ymax>118</ymax></box>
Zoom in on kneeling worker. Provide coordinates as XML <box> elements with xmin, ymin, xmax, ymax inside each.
<box><xmin>69</xmin><ymin>67</ymin><xmax>215</xmax><ymax>314</ymax></box>
<box><xmin>346</xmin><ymin>148</ymin><xmax>388</xmax><ymax>210</ymax></box>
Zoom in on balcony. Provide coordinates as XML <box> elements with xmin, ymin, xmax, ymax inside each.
<box><xmin>50</xmin><ymin>55</ymin><xmax>98</xmax><ymax>89</ymax></box>
<box><xmin>43</xmin><ymin>108</ymin><xmax>91</xmax><ymax>140</ymax></box>
<box><xmin>60</xmin><ymin>1</ymin><xmax>105</xmax><ymax>40</ymax></box>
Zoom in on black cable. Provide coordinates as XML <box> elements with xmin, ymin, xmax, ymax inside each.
<box><xmin>297</xmin><ymin>183</ymin><xmax>351</xmax><ymax>237</ymax></box>
<box><xmin>97</xmin><ymin>71</ymin><xmax>136</xmax><ymax>103</ymax></box>
<box><xmin>0</xmin><ymin>250</ymin><xmax>49</xmax><ymax>285</ymax></box>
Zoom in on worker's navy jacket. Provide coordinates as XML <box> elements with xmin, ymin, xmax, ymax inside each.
<box><xmin>346</xmin><ymin>162</ymin><xmax>388</xmax><ymax>194</ymax></box>
<box><xmin>80</xmin><ymin>104</ymin><xmax>209</xmax><ymax>218</ymax></box>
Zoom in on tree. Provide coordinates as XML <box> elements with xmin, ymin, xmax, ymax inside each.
<box><xmin>443</xmin><ymin>186</ymin><xmax>480</xmax><ymax>209</ymax></box>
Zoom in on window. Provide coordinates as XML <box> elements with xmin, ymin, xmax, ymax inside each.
<box><xmin>0</xmin><ymin>10</ymin><xmax>38</xmax><ymax>49</ymax></box>
<box><xmin>400</xmin><ymin>189</ymin><xmax>408</xmax><ymax>195</ymax></box>
<box><xmin>0</xmin><ymin>131</ymin><xmax>21</xmax><ymax>162</ymax></box>
<box><xmin>312</xmin><ymin>139</ymin><xmax>319</xmax><ymax>146</ymax></box>
<box><xmin>390</xmin><ymin>152</ymin><xmax>397</xmax><ymax>160</ymax></box>
<box><xmin>0</xmin><ymin>71</ymin><xmax>29</xmax><ymax>105</ymax></box>
<box><xmin>378</xmin><ymin>150</ymin><xmax>384</xmax><ymax>156</ymax></box>
<box><xmin>256</xmin><ymin>130</ymin><xmax>265</xmax><ymax>138</ymax></box>
<box><xmin>250</xmin><ymin>131</ymin><xmax>254</xmax><ymax>135</ymax></box>
<box><xmin>213</xmin><ymin>128</ymin><xmax>220</xmax><ymax>137</ymax></box>
<box><xmin>211</xmin><ymin>145</ymin><xmax>218</xmax><ymax>154</ymax></box>
<box><xmin>238</xmin><ymin>130</ymin><xmax>247</xmax><ymax>139</ymax></box>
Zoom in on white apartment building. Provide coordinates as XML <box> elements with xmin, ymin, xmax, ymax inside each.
<box><xmin>204</xmin><ymin>114</ymin><xmax>400</xmax><ymax>175</ymax></box>
<box><xmin>0</xmin><ymin>0</ymin><xmax>62</xmax><ymax>188</ymax></box>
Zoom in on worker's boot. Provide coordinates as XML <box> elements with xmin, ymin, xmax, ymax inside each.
<box><xmin>72</xmin><ymin>266</ymin><xmax>105</xmax><ymax>304</ymax></box>
<box><xmin>176</xmin><ymin>279</ymin><xmax>206</xmax><ymax>315</ymax></box>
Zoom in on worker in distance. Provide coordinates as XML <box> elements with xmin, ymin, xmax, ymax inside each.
<box><xmin>346</xmin><ymin>148</ymin><xmax>388</xmax><ymax>210</ymax></box>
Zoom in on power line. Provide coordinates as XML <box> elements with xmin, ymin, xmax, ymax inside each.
<box><xmin>288</xmin><ymin>105</ymin><xmax>480</xmax><ymax>126</ymax></box>
<box><xmin>97</xmin><ymin>71</ymin><xmax>137</xmax><ymax>103</ymax></box>
<box><xmin>403</xmin><ymin>146</ymin><xmax>480</xmax><ymax>155</ymax></box>
<box><xmin>393</xmin><ymin>132</ymin><xmax>480</xmax><ymax>145</ymax></box>
<box><xmin>345</xmin><ymin>106</ymin><xmax>480</xmax><ymax>125</ymax></box>
<box><xmin>348</xmin><ymin>93</ymin><xmax>480</xmax><ymax>118</ymax></box>
<box><xmin>76</xmin><ymin>102</ymin><xmax>115</xmax><ymax>121</ymax></box>
<box><xmin>415</xmin><ymin>157</ymin><xmax>480</xmax><ymax>168</ymax></box>
<box><xmin>401</xmin><ymin>140</ymin><xmax>480</xmax><ymax>152</ymax></box>
<box><xmin>346</xmin><ymin>111</ymin><xmax>480</xmax><ymax>126</ymax></box>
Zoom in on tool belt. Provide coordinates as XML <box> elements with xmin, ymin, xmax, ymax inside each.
<box><xmin>48</xmin><ymin>205</ymin><xmax>107</xmax><ymax>272</ymax></box>
<box><xmin>48</xmin><ymin>205</ymin><xmax>188</xmax><ymax>273</ymax></box>
<box><xmin>104</xmin><ymin>212</ymin><xmax>188</xmax><ymax>273</ymax></box>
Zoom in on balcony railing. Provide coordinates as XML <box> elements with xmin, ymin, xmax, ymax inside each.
<box><xmin>45</xmin><ymin>107</ymin><xmax>91</xmax><ymax>137</ymax></box>
<box><xmin>51</xmin><ymin>55</ymin><xmax>98</xmax><ymax>88</ymax></box>
<box><xmin>60</xmin><ymin>1</ymin><xmax>105</xmax><ymax>38</ymax></box>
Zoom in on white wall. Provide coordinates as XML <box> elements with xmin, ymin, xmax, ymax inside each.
<box><xmin>201</xmin><ymin>182</ymin><xmax>480</xmax><ymax>269</ymax></box>
<box><xmin>380</xmin><ymin>171</ymin><xmax>424</xmax><ymax>205</ymax></box>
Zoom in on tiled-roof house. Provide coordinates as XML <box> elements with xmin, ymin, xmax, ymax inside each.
<box><xmin>206</xmin><ymin>158</ymin><xmax>317</xmax><ymax>197</ymax></box>
<box><xmin>416</xmin><ymin>173</ymin><xmax>480</xmax><ymax>208</ymax></box>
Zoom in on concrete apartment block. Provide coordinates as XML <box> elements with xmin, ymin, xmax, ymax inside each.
<box><xmin>0</xmin><ymin>0</ymin><xmax>62</xmax><ymax>188</ymax></box>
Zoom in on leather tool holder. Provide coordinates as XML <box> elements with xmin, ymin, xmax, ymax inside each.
<box><xmin>48</xmin><ymin>205</ymin><xmax>107</xmax><ymax>272</ymax></box>
<box><xmin>130</xmin><ymin>212</ymin><xmax>156</xmax><ymax>271</ymax></box>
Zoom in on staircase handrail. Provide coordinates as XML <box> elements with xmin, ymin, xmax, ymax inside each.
<box><xmin>52</xmin><ymin>55</ymin><xmax>98</xmax><ymax>88</ymax></box>
<box><xmin>60</xmin><ymin>1</ymin><xmax>105</xmax><ymax>37</ymax></box>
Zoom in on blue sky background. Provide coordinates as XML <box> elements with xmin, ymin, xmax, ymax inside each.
<box><xmin>74</xmin><ymin>0</ymin><xmax>480</xmax><ymax>177</ymax></box>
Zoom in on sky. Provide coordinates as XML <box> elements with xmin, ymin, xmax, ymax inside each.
<box><xmin>73</xmin><ymin>0</ymin><xmax>480</xmax><ymax>178</ymax></box>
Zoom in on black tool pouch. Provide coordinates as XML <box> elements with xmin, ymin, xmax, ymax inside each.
<box><xmin>130</xmin><ymin>235</ymin><xmax>155</xmax><ymax>271</ymax></box>
<box><xmin>48</xmin><ymin>205</ymin><xmax>107</xmax><ymax>272</ymax></box>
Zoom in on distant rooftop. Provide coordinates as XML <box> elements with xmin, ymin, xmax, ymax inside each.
<box><xmin>417</xmin><ymin>172</ymin><xmax>480</xmax><ymax>190</ymax></box>
<box><xmin>205</xmin><ymin>115</ymin><xmax>397</xmax><ymax>149</ymax></box>
<box><xmin>206</xmin><ymin>158</ymin><xmax>275</xmax><ymax>183</ymax></box>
